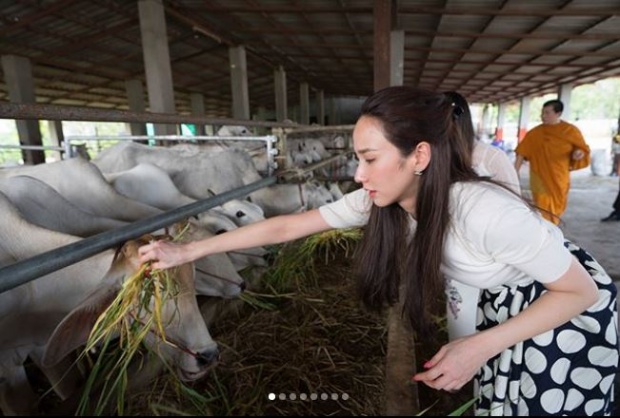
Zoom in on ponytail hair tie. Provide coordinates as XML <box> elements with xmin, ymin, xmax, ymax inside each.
<box><xmin>452</xmin><ymin>103</ymin><xmax>464</xmax><ymax>119</ymax></box>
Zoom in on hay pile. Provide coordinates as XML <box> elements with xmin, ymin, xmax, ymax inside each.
<box><xmin>33</xmin><ymin>229</ymin><xmax>473</xmax><ymax>415</ymax></box>
<box><xmin>123</xmin><ymin>229</ymin><xmax>473</xmax><ymax>416</ymax></box>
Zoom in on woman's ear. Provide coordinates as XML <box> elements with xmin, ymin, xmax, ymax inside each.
<box><xmin>411</xmin><ymin>141</ymin><xmax>431</xmax><ymax>173</ymax></box>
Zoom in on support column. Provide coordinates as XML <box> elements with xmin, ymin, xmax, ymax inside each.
<box><xmin>316</xmin><ymin>89</ymin><xmax>325</xmax><ymax>125</ymax></box>
<box><xmin>138</xmin><ymin>0</ymin><xmax>177</xmax><ymax>137</ymax></box>
<box><xmin>373</xmin><ymin>0</ymin><xmax>392</xmax><ymax>92</ymax></box>
<box><xmin>495</xmin><ymin>101</ymin><xmax>507</xmax><ymax>141</ymax></box>
<box><xmin>291</xmin><ymin>105</ymin><xmax>299</xmax><ymax>123</ymax></box>
<box><xmin>125</xmin><ymin>79</ymin><xmax>147</xmax><ymax>137</ymax></box>
<box><xmin>1</xmin><ymin>55</ymin><xmax>45</xmax><ymax>165</ymax></box>
<box><xmin>390</xmin><ymin>30</ymin><xmax>404</xmax><ymax>86</ymax></box>
<box><xmin>47</xmin><ymin>120</ymin><xmax>64</xmax><ymax>161</ymax></box>
<box><xmin>480</xmin><ymin>104</ymin><xmax>490</xmax><ymax>140</ymax></box>
<box><xmin>190</xmin><ymin>93</ymin><xmax>206</xmax><ymax>136</ymax></box>
<box><xmin>252</xmin><ymin>106</ymin><xmax>269</xmax><ymax>135</ymax></box>
<box><xmin>329</xmin><ymin>97</ymin><xmax>339</xmax><ymax>125</ymax></box>
<box><xmin>274</xmin><ymin>65</ymin><xmax>287</xmax><ymax>122</ymax></box>
<box><xmin>300</xmin><ymin>82</ymin><xmax>310</xmax><ymax>125</ymax></box>
<box><xmin>229</xmin><ymin>45</ymin><xmax>250</xmax><ymax>120</ymax></box>
<box><xmin>557</xmin><ymin>83</ymin><xmax>573</xmax><ymax>121</ymax></box>
<box><xmin>518</xmin><ymin>96</ymin><xmax>531</xmax><ymax>143</ymax></box>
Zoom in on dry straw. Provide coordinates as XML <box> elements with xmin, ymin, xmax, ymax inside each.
<box><xmin>77</xmin><ymin>227</ymin><xmax>188</xmax><ymax>415</ymax></box>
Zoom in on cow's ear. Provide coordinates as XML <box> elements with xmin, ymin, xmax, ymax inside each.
<box><xmin>42</xmin><ymin>283</ymin><xmax>120</xmax><ymax>368</ymax></box>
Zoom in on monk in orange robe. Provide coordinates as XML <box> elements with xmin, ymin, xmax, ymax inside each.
<box><xmin>514</xmin><ymin>99</ymin><xmax>590</xmax><ymax>224</ymax></box>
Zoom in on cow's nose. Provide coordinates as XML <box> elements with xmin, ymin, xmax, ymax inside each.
<box><xmin>196</xmin><ymin>348</ymin><xmax>220</xmax><ymax>367</ymax></box>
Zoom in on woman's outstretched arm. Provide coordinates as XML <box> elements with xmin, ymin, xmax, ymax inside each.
<box><xmin>138</xmin><ymin>208</ymin><xmax>332</xmax><ymax>269</ymax></box>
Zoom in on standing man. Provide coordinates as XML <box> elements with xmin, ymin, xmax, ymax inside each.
<box><xmin>514</xmin><ymin>99</ymin><xmax>590</xmax><ymax>224</ymax></box>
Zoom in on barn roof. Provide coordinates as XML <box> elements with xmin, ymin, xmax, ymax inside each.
<box><xmin>1</xmin><ymin>0</ymin><xmax>619</xmax><ymax>117</ymax></box>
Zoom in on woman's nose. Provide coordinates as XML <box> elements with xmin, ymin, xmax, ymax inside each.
<box><xmin>354</xmin><ymin>165</ymin><xmax>365</xmax><ymax>184</ymax></box>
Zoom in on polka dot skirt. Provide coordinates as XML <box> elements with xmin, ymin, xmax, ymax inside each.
<box><xmin>474</xmin><ymin>241</ymin><xmax>619</xmax><ymax>416</ymax></box>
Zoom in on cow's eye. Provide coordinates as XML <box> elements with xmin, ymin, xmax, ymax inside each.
<box><xmin>236</xmin><ymin>210</ymin><xmax>245</xmax><ymax>218</ymax></box>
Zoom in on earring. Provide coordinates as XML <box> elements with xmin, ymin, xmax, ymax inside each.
<box><xmin>414</xmin><ymin>169</ymin><xmax>423</xmax><ymax>176</ymax></box>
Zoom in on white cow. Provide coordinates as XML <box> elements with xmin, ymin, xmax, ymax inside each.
<box><xmin>105</xmin><ymin>163</ymin><xmax>196</xmax><ymax>211</ymax></box>
<box><xmin>177</xmin><ymin>218</ymin><xmax>260</xmax><ymax>293</ymax></box>
<box><xmin>0</xmin><ymin>173</ymin><xmax>247</xmax><ymax>296</ymax></box>
<box><xmin>103</xmin><ymin>163</ymin><xmax>268</xmax><ymax>271</ymax></box>
<box><xmin>92</xmin><ymin>143</ymin><xmax>336</xmax><ymax>217</ymax></box>
<box><xmin>288</xmin><ymin>138</ymin><xmax>330</xmax><ymax>163</ymax></box>
<box><xmin>216</xmin><ymin>125</ymin><xmax>253</xmax><ymax>137</ymax></box>
<box><xmin>0</xmin><ymin>157</ymin><xmax>162</xmax><ymax>222</ymax></box>
<box><xmin>0</xmin><ymin>175</ymin><xmax>128</xmax><ymax>237</ymax></box>
<box><xmin>105</xmin><ymin>163</ymin><xmax>265</xmax><ymax>227</ymax></box>
<box><xmin>247</xmin><ymin>180</ymin><xmax>336</xmax><ymax>217</ymax></box>
<box><xmin>0</xmin><ymin>192</ymin><xmax>218</xmax><ymax>415</ymax></box>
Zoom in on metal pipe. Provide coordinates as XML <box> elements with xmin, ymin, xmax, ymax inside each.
<box><xmin>283</xmin><ymin>124</ymin><xmax>355</xmax><ymax>135</ymax></box>
<box><xmin>0</xmin><ymin>176</ymin><xmax>277</xmax><ymax>294</ymax></box>
<box><xmin>65</xmin><ymin>135</ymin><xmax>277</xmax><ymax>143</ymax></box>
<box><xmin>278</xmin><ymin>151</ymin><xmax>354</xmax><ymax>182</ymax></box>
<box><xmin>0</xmin><ymin>144</ymin><xmax>64</xmax><ymax>151</ymax></box>
<box><xmin>0</xmin><ymin>102</ymin><xmax>297</xmax><ymax>129</ymax></box>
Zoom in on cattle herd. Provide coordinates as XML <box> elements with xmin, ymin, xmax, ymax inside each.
<box><xmin>0</xmin><ymin>126</ymin><xmax>357</xmax><ymax>415</ymax></box>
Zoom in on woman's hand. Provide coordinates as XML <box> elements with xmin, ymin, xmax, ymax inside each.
<box><xmin>138</xmin><ymin>239</ymin><xmax>190</xmax><ymax>270</ymax></box>
<box><xmin>412</xmin><ymin>335</ymin><xmax>490</xmax><ymax>392</ymax></box>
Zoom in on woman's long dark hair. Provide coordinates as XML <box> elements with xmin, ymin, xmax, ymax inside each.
<box><xmin>354</xmin><ymin>86</ymin><xmax>481</xmax><ymax>339</ymax></box>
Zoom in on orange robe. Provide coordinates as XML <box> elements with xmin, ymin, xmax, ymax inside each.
<box><xmin>515</xmin><ymin>121</ymin><xmax>590</xmax><ymax>224</ymax></box>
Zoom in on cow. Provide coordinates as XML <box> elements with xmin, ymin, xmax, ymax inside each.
<box><xmin>0</xmin><ymin>175</ymin><xmax>128</xmax><ymax>237</ymax></box>
<box><xmin>0</xmin><ymin>157</ymin><xmax>162</xmax><ymax>222</ymax></box>
<box><xmin>92</xmin><ymin>142</ymin><xmax>336</xmax><ymax>217</ymax></box>
<box><xmin>104</xmin><ymin>163</ymin><xmax>265</xmax><ymax>227</ymax></box>
<box><xmin>103</xmin><ymin>163</ymin><xmax>268</xmax><ymax>271</ymax></box>
<box><xmin>0</xmin><ymin>192</ymin><xmax>218</xmax><ymax>415</ymax></box>
<box><xmin>216</xmin><ymin>125</ymin><xmax>253</xmax><ymax>137</ymax></box>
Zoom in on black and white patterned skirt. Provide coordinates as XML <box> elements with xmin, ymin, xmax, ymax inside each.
<box><xmin>474</xmin><ymin>241</ymin><xmax>619</xmax><ymax>416</ymax></box>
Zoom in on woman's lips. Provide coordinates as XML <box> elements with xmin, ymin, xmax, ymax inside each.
<box><xmin>368</xmin><ymin>190</ymin><xmax>376</xmax><ymax>198</ymax></box>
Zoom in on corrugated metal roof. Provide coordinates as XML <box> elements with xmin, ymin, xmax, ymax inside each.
<box><xmin>1</xmin><ymin>0</ymin><xmax>618</xmax><ymax>117</ymax></box>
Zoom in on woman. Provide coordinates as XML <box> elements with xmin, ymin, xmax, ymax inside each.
<box><xmin>139</xmin><ymin>86</ymin><xmax>618</xmax><ymax>416</ymax></box>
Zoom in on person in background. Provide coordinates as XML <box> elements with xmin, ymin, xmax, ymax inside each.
<box><xmin>600</xmin><ymin>133</ymin><xmax>620</xmax><ymax>222</ymax></box>
<box><xmin>514</xmin><ymin>99</ymin><xmax>590</xmax><ymax>224</ymax></box>
<box><xmin>139</xmin><ymin>86</ymin><xmax>617</xmax><ymax>416</ymax></box>
<box><xmin>610</xmin><ymin>133</ymin><xmax>620</xmax><ymax>177</ymax></box>
<box><xmin>443</xmin><ymin>91</ymin><xmax>520</xmax><ymax>341</ymax></box>
<box><xmin>601</xmin><ymin>187</ymin><xmax>620</xmax><ymax>222</ymax></box>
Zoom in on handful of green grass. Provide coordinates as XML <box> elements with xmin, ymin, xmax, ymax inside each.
<box><xmin>77</xmin><ymin>239</ymin><xmax>185</xmax><ymax>415</ymax></box>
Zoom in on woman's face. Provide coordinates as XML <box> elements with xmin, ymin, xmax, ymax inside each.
<box><xmin>352</xmin><ymin>116</ymin><xmax>420</xmax><ymax>213</ymax></box>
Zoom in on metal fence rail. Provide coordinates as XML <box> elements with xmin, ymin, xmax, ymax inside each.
<box><xmin>0</xmin><ymin>176</ymin><xmax>277</xmax><ymax>294</ymax></box>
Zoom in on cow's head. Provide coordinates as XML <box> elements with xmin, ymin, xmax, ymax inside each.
<box><xmin>42</xmin><ymin>232</ymin><xmax>219</xmax><ymax>382</ymax></box>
